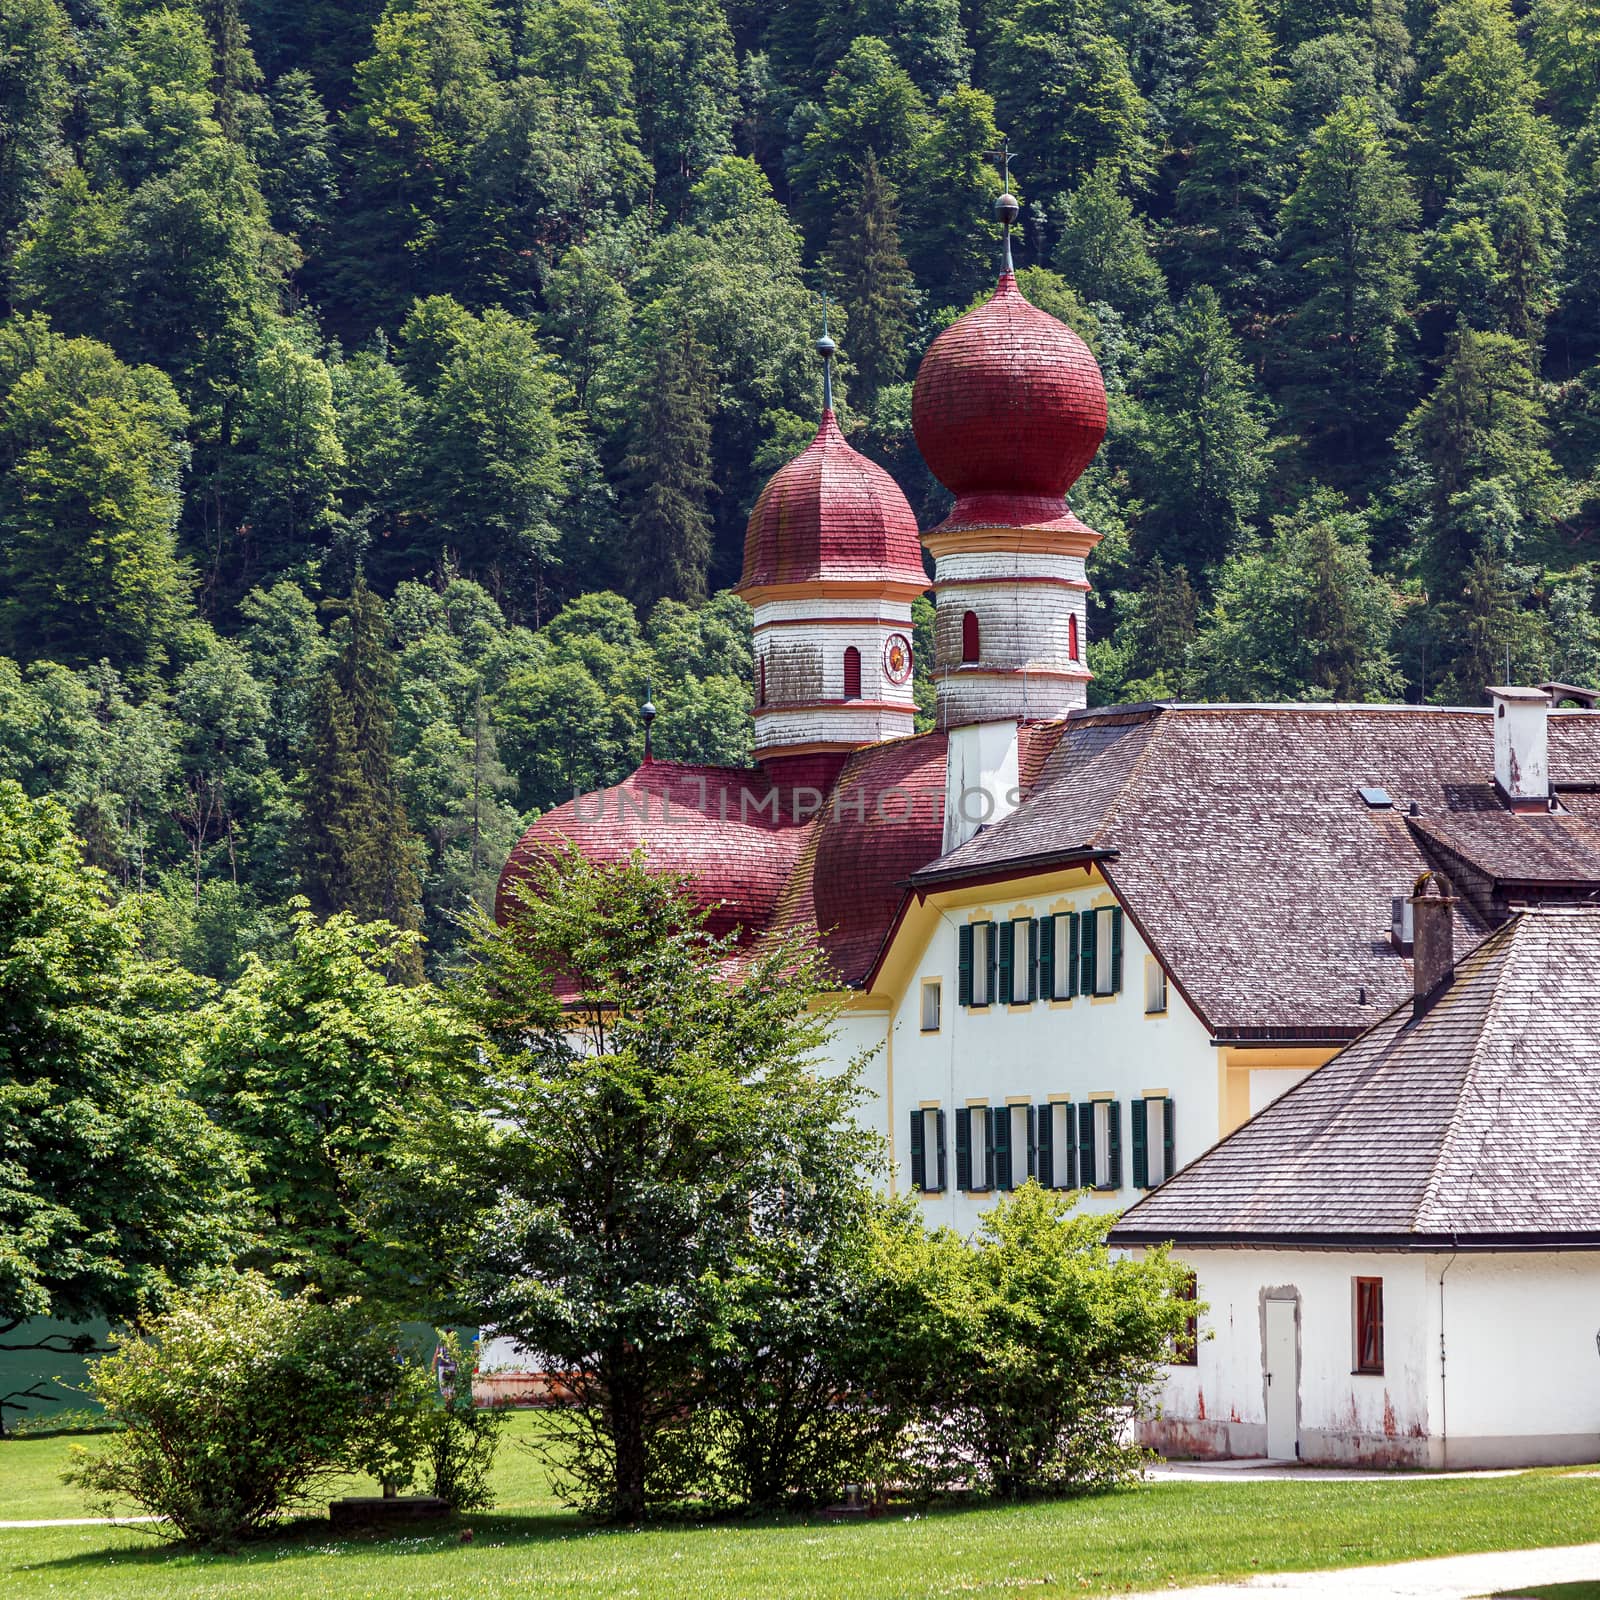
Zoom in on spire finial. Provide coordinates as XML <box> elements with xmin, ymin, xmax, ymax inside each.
<box><xmin>641</xmin><ymin>680</ymin><xmax>657</xmax><ymax>763</ymax></box>
<box><xmin>817</xmin><ymin>292</ymin><xmax>837</xmax><ymax>414</ymax></box>
<box><xmin>990</xmin><ymin>141</ymin><xmax>1019</xmax><ymax>275</ymax></box>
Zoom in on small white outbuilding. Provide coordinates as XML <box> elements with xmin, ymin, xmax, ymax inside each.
<box><xmin>1110</xmin><ymin>885</ymin><xmax>1600</xmax><ymax>1469</ymax></box>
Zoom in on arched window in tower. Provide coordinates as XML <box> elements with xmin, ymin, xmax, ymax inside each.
<box><xmin>758</xmin><ymin>656</ymin><xmax>767</xmax><ymax>706</ymax></box>
<box><xmin>843</xmin><ymin>646</ymin><xmax>862</xmax><ymax>700</ymax></box>
<box><xmin>1068</xmin><ymin>613</ymin><xmax>1080</xmax><ymax>662</ymax></box>
<box><xmin>962</xmin><ymin>610</ymin><xmax>981</xmax><ymax>663</ymax></box>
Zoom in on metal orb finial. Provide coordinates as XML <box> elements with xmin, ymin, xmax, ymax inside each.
<box><xmin>989</xmin><ymin>142</ymin><xmax>1020</xmax><ymax>274</ymax></box>
<box><xmin>641</xmin><ymin>682</ymin><xmax>657</xmax><ymax>763</ymax></box>
<box><xmin>818</xmin><ymin>292</ymin><xmax>836</xmax><ymax>413</ymax></box>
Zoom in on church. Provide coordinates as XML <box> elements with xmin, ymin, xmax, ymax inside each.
<box><xmin>499</xmin><ymin>192</ymin><xmax>1600</xmax><ymax>1215</ymax></box>
<box><xmin>487</xmin><ymin>203</ymin><xmax>1600</xmax><ymax>1415</ymax></box>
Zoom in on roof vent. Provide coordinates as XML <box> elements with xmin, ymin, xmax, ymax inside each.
<box><xmin>1489</xmin><ymin>686</ymin><xmax>1552</xmax><ymax>811</ymax></box>
<box><xmin>1359</xmin><ymin>785</ymin><xmax>1393</xmax><ymax>808</ymax></box>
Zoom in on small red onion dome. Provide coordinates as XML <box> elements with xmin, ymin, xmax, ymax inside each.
<box><xmin>738</xmin><ymin>410</ymin><xmax>927</xmax><ymax>593</ymax></box>
<box><xmin>911</xmin><ymin>272</ymin><xmax>1107</xmax><ymax>530</ymax></box>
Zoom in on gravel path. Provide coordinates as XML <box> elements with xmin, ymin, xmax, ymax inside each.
<box><xmin>1117</xmin><ymin>1541</ymin><xmax>1600</xmax><ymax>1597</ymax></box>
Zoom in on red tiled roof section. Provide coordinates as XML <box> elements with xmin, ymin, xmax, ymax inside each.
<box><xmin>496</xmin><ymin>761</ymin><xmax>811</xmax><ymax>944</ymax></box>
<box><xmin>810</xmin><ymin>732</ymin><xmax>949</xmax><ymax>985</ymax></box>
<box><xmin>738</xmin><ymin>410</ymin><xmax>927</xmax><ymax>592</ymax></box>
<box><xmin>911</xmin><ymin>271</ymin><xmax>1107</xmax><ymax>526</ymax></box>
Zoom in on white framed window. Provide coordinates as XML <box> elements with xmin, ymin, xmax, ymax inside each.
<box><xmin>1007</xmin><ymin>917</ymin><xmax>1034</xmax><ymax>1004</ymax></box>
<box><xmin>967</xmin><ymin>921</ymin><xmax>993</xmax><ymax>1006</ymax></box>
<box><xmin>1050</xmin><ymin>912</ymin><xmax>1075</xmax><ymax>999</ymax></box>
<box><xmin>921</xmin><ymin>978</ymin><xmax>941</xmax><ymax>1032</ymax></box>
<box><xmin>1145</xmin><ymin>959</ymin><xmax>1168</xmax><ymax>1014</ymax></box>
<box><xmin>910</xmin><ymin>1106</ymin><xmax>945</xmax><ymax>1193</ymax></box>
<box><xmin>1093</xmin><ymin>1101</ymin><xmax>1113</xmax><ymax>1187</ymax></box>
<box><xmin>1095</xmin><ymin>909</ymin><xmax>1116</xmax><ymax>995</ymax></box>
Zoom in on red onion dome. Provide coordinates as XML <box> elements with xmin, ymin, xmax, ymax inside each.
<box><xmin>496</xmin><ymin>763</ymin><xmax>806</xmax><ymax>944</ymax></box>
<box><xmin>739</xmin><ymin>410</ymin><xmax>927</xmax><ymax>593</ymax></box>
<box><xmin>911</xmin><ymin>272</ymin><xmax>1107</xmax><ymax>525</ymax></box>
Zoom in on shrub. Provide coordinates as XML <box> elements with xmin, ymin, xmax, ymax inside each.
<box><xmin>65</xmin><ymin>1275</ymin><xmax>418</xmax><ymax>1546</ymax></box>
<box><xmin>877</xmin><ymin>1184</ymin><xmax>1199</xmax><ymax>1499</ymax></box>
<box><xmin>422</xmin><ymin>1332</ymin><xmax>507</xmax><ymax>1511</ymax></box>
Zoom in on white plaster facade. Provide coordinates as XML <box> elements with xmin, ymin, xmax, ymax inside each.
<box><xmin>1141</xmin><ymin>1248</ymin><xmax>1600</xmax><ymax>1468</ymax></box>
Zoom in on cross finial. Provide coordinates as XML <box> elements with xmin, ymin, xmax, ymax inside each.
<box><xmin>816</xmin><ymin>291</ymin><xmax>837</xmax><ymax>414</ymax></box>
<box><xmin>988</xmin><ymin>142</ymin><xmax>1020</xmax><ymax>275</ymax></box>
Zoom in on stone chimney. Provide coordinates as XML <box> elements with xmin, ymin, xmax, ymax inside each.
<box><xmin>1489</xmin><ymin>686</ymin><xmax>1551</xmax><ymax>811</ymax></box>
<box><xmin>1410</xmin><ymin>870</ymin><xmax>1458</xmax><ymax>1018</ymax></box>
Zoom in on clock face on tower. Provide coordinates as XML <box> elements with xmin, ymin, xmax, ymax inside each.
<box><xmin>883</xmin><ymin>632</ymin><xmax>913</xmax><ymax>685</ymax></box>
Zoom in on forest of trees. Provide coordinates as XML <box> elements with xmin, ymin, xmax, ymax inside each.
<box><xmin>3</xmin><ymin>0</ymin><xmax>1600</xmax><ymax>971</ymax></box>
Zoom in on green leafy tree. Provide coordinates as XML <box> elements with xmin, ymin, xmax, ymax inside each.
<box><xmin>237</xmin><ymin>579</ymin><xmax>334</xmax><ymax>766</ymax></box>
<box><xmin>0</xmin><ymin>316</ymin><xmax>193</xmax><ymax>674</ymax></box>
<box><xmin>1188</xmin><ymin>490</ymin><xmax>1400</xmax><ymax>700</ymax></box>
<box><xmin>375</xmin><ymin>849</ymin><xmax>876</xmax><ymax>1521</ymax></box>
<box><xmin>198</xmin><ymin>905</ymin><xmax>465</xmax><ymax>1295</ymax></box>
<box><xmin>989</xmin><ymin>0</ymin><xmax>1150</xmax><ymax>206</ymax></box>
<box><xmin>1528</xmin><ymin>0</ymin><xmax>1600</xmax><ymax>130</ymax></box>
<box><xmin>1172</xmin><ymin>0</ymin><xmax>1289</xmax><ymax>307</ymax></box>
<box><xmin>0</xmin><ymin>784</ymin><xmax>249</xmax><ymax>1346</ymax></box>
<box><xmin>0</xmin><ymin>0</ymin><xmax>74</xmax><ymax>282</ymax></box>
<box><xmin>1125</xmin><ymin>287</ymin><xmax>1270</xmax><ymax>575</ymax></box>
<box><xmin>296</xmin><ymin>576</ymin><xmax>423</xmax><ymax>960</ymax></box>
<box><xmin>1052</xmin><ymin>160</ymin><xmax>1168</xmax><ymax>322</ymax></box>
<box><xmin>825</xmin><ymin>150</ymin><xmax>915</xmax><ymax>402</ymax></box>
<box><xmin>902</xmin><ymin>85</ymin><xmax>1003</xmax><ymax>304</ymax></box>
<box><xmin>622</xmin><ymin>320</ymin><xmax>718</xmax><ymax>609</ymax></box>
<box><xmin>1276</xmin><ymin>97</ymin><xmax>1419</xmax><ymax>458</ymax></box>
<box><xmin>259</xmin><ymin>69</ymin><xmax>339</xmax><ymax>242</ymax></box>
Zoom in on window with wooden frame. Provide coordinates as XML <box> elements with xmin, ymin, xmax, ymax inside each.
<box><xmin>920</xmin><ymin>978</ymin><xmax>941</xmax><ymax>1032</ymax></box>
<box><xmin>1170</xmin><ymin>1271</ymin><xmax>1199</xmax><ymax>1366</ymax></box>
<box><xmin>961</xmin><ymin>609</ymin><xmax>980</xmax><ymax>663</ymax></box>
<box><xmin>991</xmin><ymin>1103</ymin><xmax>1034</xmax><ymax>1192</ymax></box>
<box><xmin>1036</xmin><ymin>911</ymin><xmax>1079</xmax><ymax>1001</ymax></box>
<box><xmin>1354</xmin><ymin>1277</ymin><xmax>1384</xmax><ymax>1375</ymax></box>
<box><xmin>1036</xmin><ymin>1100</ymin><xmax>1077</xmax><ymax>1189</ymax></box>
<box><xmin>997</xmin><ymin>916</ymin><xmax>1037</xmax><ymax>1005</ymax></box>
<box><xmin>1068</xmin><ymin>612</ymin><xmax>1080</xmax><ymax>662</ymax></box>
<box><xmin>1145</xmin><ymin>957</ymin><xmax>1168</xmax><ymax>1014</ymax></box>
<box><xmin>908</xmin><ymin>1107</ymin><xmax>946</xmax><ymax>1193</ymax></box>
<box><xmin>957</xmin><ymin>921</ymin><xmax>996</xmax><ymax>1007</ymax></box>
<box><xmin>955</xmin><ymin>1105</ymin><xmax>993</xmax><ymax>1192</ymax></box>
<box><xmin>1077</xmin><ymin>906</ymin><xmax>1125</xmax><ymax>997</ymax></box>
<box><xmin>1132</xmin><ymin>1095</ymin><xmax>1175</xmax><ymax>1189</ymax></box>
<box><xmin>843</xmin><ymin>646</ymin><xmax>862</xmax><ymax>700</ymax></box>
<box><xmin>1078</xmin><ymin>1099</ymin><xmax>1122</xmax><ymax>1190</ymax></box>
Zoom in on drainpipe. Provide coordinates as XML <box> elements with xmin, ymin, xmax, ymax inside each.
<box><xmin>1439</xmin><ymin>1241</ymin><xmax>1458</xmax><ymax>1470</ymax></box>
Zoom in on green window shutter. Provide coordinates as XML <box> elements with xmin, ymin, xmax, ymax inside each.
<box><xmin>1111</xmin><ymin>907</ymin><xmax>1125</xmax><ymax>993</ymax></box>
<box><xmin>997</xmin><ymin>921</ymin><xmax>1014</xmax><ymax>1005</ymax></box>
<box><xmin>1108</xmin><ymin>1100</ymin><xmax>1123</xmax><ymax>1189</ymax></box>
<box><xmin>1025</xmin><ymin>1103</ymin><xmax>1037</xmax><ymax>1181</ymax></box>
<box><xmin>1037</xmin><ymin>915</ymin><xmax>1054</xmax><ymax>999</ymax></box>
<box><xmin>1163</xmin><ymin>1098</ymin><xmax>1176</xmax><ymax>1185</ymax></box>
<box><xmin>1062</xmin><ymin>1104</ymin><xmax>1077</xmax><ymax>1188</ymax></box>
<box><xmin>992</xmin><ymin>1107</ymin><xmax>1011</xmax><ymax>1191</ymax></box>
<box><xmin>984</xmin><ymin>923</ymin><xmax>998</xmax><ymax>1006</ymax></box>
<box><xmin>955</xmin><ymin>1107</ymin><xmax>972</xmax><ymax>1192</ymax></box>
<box><xmin>1068</xmin><ymin>912</ymin><xmax>1080</xmax><ymax>997</ymax></box>
<box><xmin>936</xmin><ymin>1111</ymin><xmax>947</xmax><ymax>1192</ymax></box>
<box><xmin>1036</xmin><ymin>1103</ymin><xmax>1053</xmax><ymax>1187</ymax></box>
<box><xmin>1080</xmin><ymin>910</ymin><xmax>1096</xmax><ymax>996</ymax></box>
<box><xmin>980</xmin><ymin>1106</ymin><xmax>995</xmax><ymax>1191</ymax></box>
<box><xmin>910</xmin><ymin>1109</ymin><xmax>925</xmax><ymax>1191</ymax></box>
<box><xmin>1078</xmin><ymin>1101</ymin><xmax>1096</xmax><ymax>1189</ymax></box>
<box><xmin>958</xmin><ymin>924</ymin><xmax>973</xmax><ymax>1007</ymax></box>
<box><xmin>1131</xmin><ymin>1097</ymin><xmax>1149</xmax><ymax>1189</ymax></box>
<box><xmin>1026</xmin><ymin>918</ymin><xmax>1039</xmax><ymax>1001</ymax></box>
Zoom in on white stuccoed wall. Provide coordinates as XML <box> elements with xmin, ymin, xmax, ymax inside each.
<box><xmin>1143</xmin><ymin>1248</ymin><xmax>1600</xmax><ymax>1467</ymax></box>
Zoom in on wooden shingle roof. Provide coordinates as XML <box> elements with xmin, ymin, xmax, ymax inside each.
<box><xmin>1108</xmin><ymin>906</ymin><xmax>1600</xmax><ymax>1250</ymax></box>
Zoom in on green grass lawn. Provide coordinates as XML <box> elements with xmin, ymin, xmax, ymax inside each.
<box><xmin>3</xmin><ymin>1417</ymin><xmax>1598</xmax><ymax>1599</ymax></box>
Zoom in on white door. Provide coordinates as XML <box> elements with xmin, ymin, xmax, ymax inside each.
<box><xmin>1264</xmin><ymin>1298</ymin><xmax>1298</xmax><ymax>1461</ymax></box>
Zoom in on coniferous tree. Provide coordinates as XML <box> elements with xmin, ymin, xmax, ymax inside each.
<box><xmin>1172</xmin><ymin>0</ymin><xmax>1290</xmax><ymax>308</ymax></box>
<box><xmin>297</xmin><ymin>576</ymin><xmax>423</xmax><ymax>973</ymax></box>
<box><xmin>621</xmin><ymin>321</ymin><xmax>717</xmax><ymax>610</ymax></box>
<box><xmin>1276</xmin><ymin>96</ymin><xmax>1419</xmax><ymax>459</ymax></box>
<box><xmin>825</xmin><ymin>151</ymin><xmax>914</xmax><ymax>403</ymax></box>
<box><xmin>1053</xmin><ymin>160</ymin><xmax>1168</xmax><ymax>322</ymax></box>
<box><xmin>0</xmin><ymin>0</ymin><xmax>73</xmax><ymax>290</ymax></box>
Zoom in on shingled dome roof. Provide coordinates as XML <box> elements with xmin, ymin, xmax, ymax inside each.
<box><xmin>738</xmin><ymin>409</ymin><xmax>926</xmax><ymax>594</ymax></box>
<box><xmin>911</xmin><ymin>271</ymin><xmax>1107</xmax><ymax>531</ymax></box>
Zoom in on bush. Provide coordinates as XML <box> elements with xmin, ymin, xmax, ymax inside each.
<box><xmin>877</xmin><ymin>1184</ymin><xmax>1198</xmax><ymax>1499</ymax></box>
<box><xmin>423</xmin><ymin>1332</ymin><xmax>507</xmax><ymax>1511</ymax></box>
<box><xmin>65</xmin><ymin>1275</ymin><xmax>420</xmax><ymax>1547</ymax></box>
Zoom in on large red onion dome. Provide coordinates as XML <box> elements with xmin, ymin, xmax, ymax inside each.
<box><xmin>911</xmin><ymin>271</ymin><xmax>1107</xmax><ymax>531</ymax></box>
<box><xmin>738</xmin><ymin>409</ymin><xmax>927</xmax><ymax>593</ymax></box>
<box><xmin>496</xmin><ymin>763</ymin><xmax>808</xmax><ymax>945</ymax></box>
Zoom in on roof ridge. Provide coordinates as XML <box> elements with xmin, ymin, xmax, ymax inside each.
<box><xmin>1410</xmin><ymin>915</ymin><xmax>1527</xmax><ymax>1232</ymax></box>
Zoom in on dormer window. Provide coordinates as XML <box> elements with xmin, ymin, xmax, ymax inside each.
<box><xmin>962</xmin><ymin>610</ymin><xmax>980</xmax><ymax>663</ymax></box>
<box><xmin>843</xmin><ymin>646</ymin><xmax>861</xmax><ymax>700</ymax></box>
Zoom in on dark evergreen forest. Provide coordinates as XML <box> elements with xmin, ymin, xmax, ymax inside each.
<box><xmin>2</xmin><ymin>0</ymin><xmax>1598</xmax><ymax>970</ymax></box>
